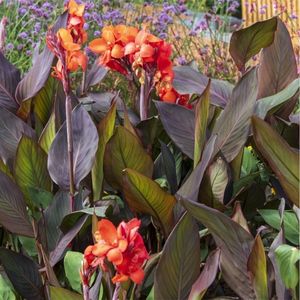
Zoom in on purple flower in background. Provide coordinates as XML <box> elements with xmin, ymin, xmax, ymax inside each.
<box><xmin>19</xmin><ymin>7</ymin><xmax>27</xmax><ymax>15</ymax></box>
<box><xmin>18</xmin><ymin>32</ymin><xmax>28</xmax><ymax>39</ymax></box>
<box><xmin>94</xmin><ymin>30</ymin><xmax>100</xmax><ymax>36</ymax></box>
<box><xmin>259</xmin><ymin>5</ymin><xmax>267</xmax><ymax>14</ymax></box>
<box><xmin>178</xmin><ymin>56</ymin><xmax>187</xmax><ymax>65</ymax></box>
<box><xmin>195</xmin><ymin>20</ymin><xmax>208</xmax><ymax>32</ymax></box>
<box><xmin>290</xmin><ymin>12</ymin><xmax>298</xmax><ymax>20</ymax></box>
<box><xmin>26</xmin><ymin>50</ymin><xmax>32</xmax><ymax>56</ymax></box>
<box><xmin>17</xmin><ymin>44</ymin><xmax>24</xmax><ymax>51</ymax></box>
<box><xmin>83</xmin><ymin>23</ymin><xmax>89</xmax><ymax>30</ymax></box>
<box><xmin>6</xmin><ymin>43</ymin><xmax>13</xmax><ymax>50</ymax></box>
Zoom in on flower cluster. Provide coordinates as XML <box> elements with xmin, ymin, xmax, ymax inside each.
<box><xmin>82</xmin><ymin>218</ymin><xmax>149</xmax><ymax>285</ymax></box>
<box><xmin>89</xmin><ymin>25</ymin><xmax>188</xmax><ymax>105</ymax></box>
<box><xmin>46</xmin><ymin>0</ymin><xmax>87</xmax><ymax>91</ymax></box>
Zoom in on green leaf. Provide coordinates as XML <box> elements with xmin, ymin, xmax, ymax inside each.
<box><xmin>275</xmin><ymin>245</ymin><xmax>300</xmax><ymax>290</ymax></box>
<box><xmin>212</xmin><ymin>68</ymin><xmax>258</xmax><ymax>162</ymax></box>
<box><xmin>27</xmin><ymin>187</ymin><xmax>53</xmax><ymax>210</ymax></box>
<box><xmin>194</xmin><ymin>80</ymin><xmax>210</xmax><ymax>167</ymax></box>
<box><xmin>19</xmin><ymin>236</ymin><xmax>38</xmax><ymax>257</ymax></box>
<box><xmin>39</xmin><ymin>110</ymin><xmax>56</xmax><ymax>153</ymax></box>
<box><xmin>252</xmin><ymin>116</ymin><xmax>299</xmax><ymax>207</ymax></box>
<box><xmin>50</xmin><ymin>286</ymin><xmax>83</xmax><ymax>300</ymax></box>
<box><xmin>247</xmin><ymin>235</ymin><xmax>268</xmax><ymax>300</ymax></box>
<box><xmin>154</xmin><ymin>213</ymin><xmax>201</xmax><ymax>300</ymax></box>
<box><xmin>92</xmin><ymin>101</ymin><xmax>116</xmax><ymax>200</ymax></box>
<box><xmin>64</xmin><ymin>251</ymin><xmax>84</xmax><ymax>294</ymax></box>
<box><xmin>188</xmin><ymin>249</ymin><xmax>220</xmax><ymax>300</ymax></box>
<box><xmin>104</xmin><ymin>126</ymin><xmax>153</xmax><ymax>189</ymax></box>
<box><xmin>122</xmin><ymin>168</ymin><xmax>175</xmax><ymax>236</ymax></box>
<box><xmin>255</xmin><ymin>78</ymin><xmax>300</xmax><ymax>119</ymax></box>
<box><xmin>48</xmin><ymin>105</ymin><xmax>99</xmax><ymax>190</ymax></box>
<box><xmin>15</xmin><ymin>135</ymin><xmax>52</xmax><ymax>209</ymax></box>
<box><xmin>0</xmin><ymin>273</ymin><xmax>16</xmax><ymax>300</ymax></box>
<box><xmin>258</xmin><ymin>209</ymin><xmax>299</xmax><ymax>245</ymax></box>
<box><xmin>181</xmin><ymin>199</ymin><xmax>256</xmax><ymax>299</ymax></box>
<box><xmin>0</xmin><ymin>171</ymin><xmax>34</xmax><ymax>237</ymax></box>
<box><xmin>0</xmin><ymin>248</ymin><xmax>43</xmax><ymax>299</ymax></box>
<box><xmin>230</xmin><ymin>17</ymin><xmax>277</xmax><ymax>71</ymax></box>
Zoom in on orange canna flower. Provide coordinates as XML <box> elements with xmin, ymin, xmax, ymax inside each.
<box><xmin>57</xmin><ymin>28</ymin><xmax>81</xmax><ymax>51</ymax></box>
<box><xmin>67</xmin><ymin>0</ymin><xmax>85</xmax><ymax>17</ymax></box>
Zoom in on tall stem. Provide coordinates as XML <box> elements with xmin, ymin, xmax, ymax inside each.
<box><xmin>65</xmin><ymin>94</ymin><xmax>75</xmax><ymax>210</ymax></box>
<box><xmin>139</xmin><ymin>83</ymin><xmax>147</xmax><ymax>121</ymax></box>
<box><xmin>112</xmin><ymin>283</ymin><xmax>121</xmax><ymax>300</ymax></box>
<box><xmin>83</xmin><ymin>283</ymin><xmax>89</xmax><ymax>300</ymax></box>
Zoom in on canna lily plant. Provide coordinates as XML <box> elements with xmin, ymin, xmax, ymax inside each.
<box><xmin>0</xmin><ymin>1</ymin><xmax>298</xmax><ymax>300</ymax></box>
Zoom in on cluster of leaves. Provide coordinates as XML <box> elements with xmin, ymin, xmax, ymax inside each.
<box><xmin>0</xmin><ymin>8</ymin><xmax>299</xmax><ymax>300</ymax></box>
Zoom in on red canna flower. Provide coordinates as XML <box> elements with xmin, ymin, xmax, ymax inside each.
<box><xmin>82</xmin><ymin>218</ymin><xmax>149</xmax><ymax>285</ymax></box>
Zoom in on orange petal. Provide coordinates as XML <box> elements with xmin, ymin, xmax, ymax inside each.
<box><xmin>147</xmin><ymin>33</ymin><xmax>161</xmax><ymax>44</ymax></box>
<box><xmin>111</xmin><ymin>44</ymin><xmax>124</xmax><ymax>59</ymax></box>
<box><xmin>130</xmin><ymin>268</ymin><xmax>145</xmax><ymax>284</ymax></box>
<box><xmin>107</xmin><ymin>248</ymin><xmax>123</xmax><ymax>265</ymax></box>
<box><xmin>84</xmin><ymin>245</ymin><xmax>93</xmax><ymax>256</ymax></box>
<box><xmin>139</xmin><ymin>44</ymin><xmax>154</xmax><ymax>58</ymax></box>
<box><xmin>92</xmin><ymin>243</ymin><xmax>113</xmax><ymax>257</ymax></box>
<box><xmin>162</xmin><ymin>89</ymin><xmax>177</xmax><ymax>103</ymax></box>
<box><xmin>135</xmin><ymin>30</ymin><xmax>148</xmax><ymax>45</ymax></box>
<box><xmin>112</xmin><ymin>273</ymin><xmax>129</xmax><ymax>284</ymax></box>
<box><xmin>58</xmin><ymin>28</ymin><xmax>80</xmax><ymax>51</ymax></box>
<box><xmin>98</xmin><ymin>219</ymin><xmax>118</xmax><ymax>245</ymax></box>
<box><xmin>89</xmin><ymin>38</ymin><xmax>108</xmax><ymax>53</ymax></box>
<box><xmin>118</xmin><ymin>239</ymin><xmax>128</xmax><ymax>252</ymax></box>
<box><xmin>124</xmin><ymin>42</ymin><xmax>136</xmax><ymax>56</ymax></box>
<box><xmin>102</xmin><ymin>26</ymin><xmax>115</xmax><ymax>43</ymax></box>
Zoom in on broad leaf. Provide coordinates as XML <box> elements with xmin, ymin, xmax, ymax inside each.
<box><xmin>122</xmin><ymin>168</ymin><xmax>176</xmax><ymax>236</ymax></box>
<box><xmin>188</xmin><ymin>249</ymin><xmax>220</xmax><ymax>300</ymax></box>
<box><xmin>64</xmin><ymin>251</ymin><xmax>83</xmax><ymax>294</ymax></box>
<box><xmin>0</xmin><ymin>106</ymin><xmax>35</xmax><ymax>166</ymax></box>
<box><xmin>39</xmin><ymin>111</ymin><xmax>56</xmax><ymax>153</ymax></box>
<box><xmin>48</xmin><ymin>105</ymin><xmax>99</xmax><ymax>190</ymax></box>
<box><xmin>258</xmin><ymin>19</ymin><xmax>298</xmax><ymax>118</ymax></box>
<box><xmin>155</xmin><ymin>101</ymin><xmax>194</xmax><ymax>158</ymax></box>
<box><xmin>255</xmin><ymin>78</ymin><xmax>300</xmax><ymax>119</ymax></box>
<box><xmin>229</xmin><ymin>17</ymin><xmax>277</xmax><ymax>71</ymax></box>
<box><xmin>247</xmin><ymin>235</ymin><xmax>268</xmax><ymax>300</ymax></box>
<box><xmin>181</xmin><ymin>199</ymin><xmax>256</xmax><ymax>299</ymax></box>
<box><xmin>258</xmin><ymin>209</ymin><xmax>299</xmax><ymax>245</ymax></box>
<box><xmin>84</xmin><ymin>60</ymin><xmax>107</xmax><ymax>91</ymax></box>
<box><xmin>173</xmin><ymin>66</ymin><xmax>233</xmax><ymax>107</ymax></box>
<box><xmin>0</xmin><ymin>52</ymin><xmax>20</xmax><ymax>112</ymax></box>
<box><xmin>275</xmin><ymin>245</ymin><xmax>300</xmax><ymax>290</ymax></box>
<box><xmin>15</xmin><ymin>13</ymin><xmax>68</xmax><ymax>102</ymax></box>
<box><xmin>15</xmin><ymin>136</ymin><xmax>51</xmax><ymax>208</ymax></box>
<box><xmin>212</xmin><ymin>68</ymin><xmax>258</xmax><ymax>162</ymax></box>
<box><xmin>194</xmin><ymin>80</ymin><xmax>210</xmax><ymax>167</ymax></box>
<box><xmin>252</xmin><ymin>116</ymin><xmax>299</xmax><ymax>206</ymax></box>
<box><xmin>92</xmin><ymin>101</ymin><xmax>116</xmax><ymax>200</ymax></box>
<box><xmin>0</xmin><ymin>273</ymin><xmax>16</xmax><ymax>300</ymax></box>
<box><xmin>0</xmin><ymin>248</ymin><xmax>43</xmax><ymax>299</ymax></box>
<box><xmin>50</xmin><ymin>286</ymin><xmax>83</xmax><ymax>300</ymax></box>
<box><xmin>0</xmin><ymin>171</ymin><xmax>33</xmax><ymax>237</ymax></box>
<box><xmin>154</xmin><ymin>213</ymin><xmax>201</xmax><ymax>300</ymax></box>
<box><xmin>104</xmin><ymin>126</ymin><xmax>153</xmax><ymax>189</ymax></box>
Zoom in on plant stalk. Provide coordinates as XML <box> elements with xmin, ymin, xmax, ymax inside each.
<box><xmin>139</xmin><ymin>83</ymin><xmax>147</xmax><ymax>121</ymax></box>
<box><xmin>112</xmin><ymin>283</ymin><xmax>121</xmax><ymax>300</ymax></box>
<box><xmin>83</xmin><ymin>283</ymin><xmax>90</xmax><ymax>300</ymax></box>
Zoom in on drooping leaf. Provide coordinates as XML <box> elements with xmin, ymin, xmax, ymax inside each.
<box><xmin>154</xmin><ymin>213</ymin><xmax>201</xmax><ymax>300</ymax></box>
<box><xmin>247</xmin><ymin>235</ymin><xmax>268</xmax><ymax>300</ymax></box>
<box><xmin>181</xmin><ymin>199</ymin><xmax>256</xmax><ymax>299</ymax></box>
<box><xmin>104</xmin><ymin>126</ymin><xmax>153</xmax><ymax>189</ymax></box>
<box><xmin>84</xmin><ymin>60</ymin><xmax>107</xmax><ymax>91</ymax></box>
<box><xmin>64</xmin><ymin>251</ymin><xmax>84</xmax><ymax>294</ymax></box>
<box><xmin>200</xmin><ymin>157</ymin><xmax>228</xmax><ymax>210</ymax></box>
<box><xmin>50</xmin><ymin>286</ymin><xmax>83</xmax><ymax>300</ymax></box>
<box><xmin>0</xmin><ymin>52</ymin><xmax>20</xmax><ymax>112</ymax></box>
<box><xmin>231</xmin><ymin>202</ymin><xmax>250</xmax><ymax>233</ymax></box>
<box><xmin>122</xmin><ymin>168</ymin><xmax>176</xmax><ymax>236</ymax></box>
<box><xmin>258</xmin><ymin>19</ymin><xmax>298</xmax><ymax>118</ymax></box>
<box><xmin>194</xmin><ymin>80</ymin><xmax>210</xmax><ymax>167</ymax></box>
<box><xmin>0</xmin><ymin>171</ymin><xmax>33</xmax><ymax>237</ymax></box>
<box><xmin>0</xmin><ymin>158</ymin><xmax>13</xmax><ymax>179</ymax></box>
<box><xmin>258</xmin><ymin>209</ymin><xmax>299</xmax><ymax>245</ymax></box>
<box><xmin>155</xmin><ymin>101</ymin><xmax>195</xmax><ymax>158</ymax></box>
<box><xmin>50</xmin><ymin>215</ymin><xmax>88</xmax><ymax>267</ymax></box>
<box><xmin>255</xmin><ymin>78</ymin><xmax>300</xmax><ymax>119</ymax></box>
<box><xmin>173</xmin><ymin>66</ymin><xmax>233</xmax><ymax>107</ymax></box>
<box><xmin>39</xmin><ymin>111</ymin><xmax>56</xmax><ymax>153</ymax></box>
<box><xmin>275</xmin><ymin>245</ymin><xmax>300</xmax><ymax>290</ymax></box>
<box><xmin>252</xmin><ymin>116</ymin><xmax>299</xmax><ymax>207</ymax></box>
<box><xmin>48</xmin><ymin>105</ymin><xmax>99</xmax><ymax>190</ymax></box>
<box><xmin>229</xmin><ymin>17</ymin><xmax>277</xmax><ymax>71</ymax></box>
<box><xmin>0</xmin><ymin>106</ymin><xmax>35</xmax><ymax>166</ymax></box>
<box><xmin>0</xmin><ymin>248</ymin><xmax>43</xmax><ymax>299</ymax></box>
<box><xmin>15</xmin><ymin>13</ymin><xmax>68</xmax><ymax>102</ymax></box>
<box><xmin>14</xmin><ymin>136</ymin><xmax>52</xmax><ymax>208</ymax></box>
<box><xmin>212</xmin><ymin>68</ymin><xmax>258</xmax><ymax>162</ymax></box>
<box><xmin>188</xmin><ymin>249</ymin><xmax>220</xmax><ymax>300</ymax></box>
<box><xmin>92</xmin><ymin>101</ymin><xmax>116</xmax><ymax>200</ymax></box>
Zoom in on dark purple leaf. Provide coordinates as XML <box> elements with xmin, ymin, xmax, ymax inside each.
<box><xmin>0</xmin><ymin>52</ymin><xmax>20</xmax><ymax>112</ymax></box>
<box><xmin>173</xmin><ymin>66</ymin><xmax>233</xmax><ymax>107</ymax></box>
<box><xmin>0</xmin><ymin>171</ymin><xmax>34</xmax><ymax>237</ymax></box>
<box><xmin>15</xmin><ymin>12</ymin><xmax>68</xmax><ymax>102</ymax></box>
<box><xmin>48</xmin><ymin>105</ymin><xmax>99</xmax><ymax>190</ymax></box>
<box><xmin>0</xmin><ymin>248</ymin><xmax>43</xmax><ymax>300</ymax></box>
<box><xmin>212</xmin><ymin>68</ymin><xmax>258</xmax><ymax>162</ymax></box>
<box><xmin>84</xmin><ymin>60</ymin><xmax>107</xmax><ymax>91</ymax></box>
<box><xmin>257</xmin><ymin>19</ymin><xmax>298</xmax><ymax>118</ymax></box>
<box><xmin>154</xmin><ymin>213</ymin><xmax>201</xmax><ymax>300</ymax></box>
